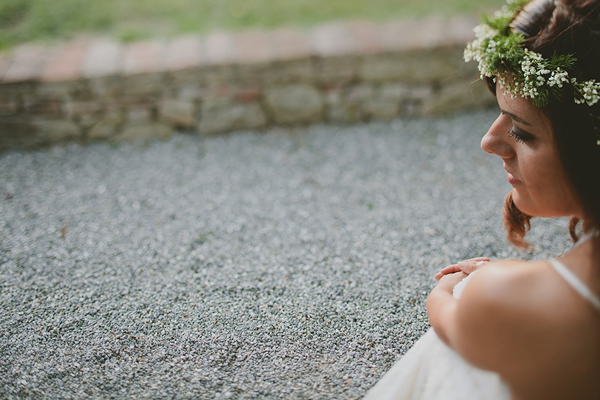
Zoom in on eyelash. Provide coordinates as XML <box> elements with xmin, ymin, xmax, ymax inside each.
<box><xmin>508</xmin><ymin>129</ymin><xmax>525</xmax><ymax>143</ymax></box>
<box><xmin>507</xmin><ymin>128</ymin><xmax>529</xmax><ymax>143</ymax></box>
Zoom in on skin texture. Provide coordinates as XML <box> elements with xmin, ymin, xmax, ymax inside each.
<box><xmin>481</xmin><ymin>85</ymin><xmax>582</xmax><ymax>218</ymax></box>
<box><xmin>427</xmin><ymin>83</ymin><xmax>600</xmax><ymax>400</ymax></box>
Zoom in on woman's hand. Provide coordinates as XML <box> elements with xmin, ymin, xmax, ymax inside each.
<box><xmin>434</xmin><ymin>257</ymin><xmax>490</xmax><ymax>280</ymax></box>
<box><xmin>434</xmin><ymin>271</ymin><xmax>469</xmax><ymax>293</ymax></box>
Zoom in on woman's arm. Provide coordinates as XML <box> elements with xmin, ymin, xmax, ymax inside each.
<box><xmin>426</xmin><ymin>271</ymin><xmax>467</xmax><ymax>346</ymax></box>
<box><xmin>427</xmin><ymin>263</ymin><xmax>530</xmax><ymax>372</ymax></box>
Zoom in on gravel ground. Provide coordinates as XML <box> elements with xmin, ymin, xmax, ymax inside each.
<box><xmin>0</xmin><ymin>110</ymin><xmax>573</xmax><ymax>399</ymax></box>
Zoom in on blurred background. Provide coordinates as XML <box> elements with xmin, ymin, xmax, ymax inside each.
<box><xmin>0</xmin><ymin>0</ymin><xmax>505</xmax><ymax>50</ymax></box>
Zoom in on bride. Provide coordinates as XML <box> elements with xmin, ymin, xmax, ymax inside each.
<box><xmin>364</xmin><ymin>0</ymin><xmax>600</xmax><ymax>399</ymax></box>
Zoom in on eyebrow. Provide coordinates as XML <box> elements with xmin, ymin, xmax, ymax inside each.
<box><xmin>501</xmin><ymin>110</ymin><xmax>532</xmax><ymax>126</ymax></box>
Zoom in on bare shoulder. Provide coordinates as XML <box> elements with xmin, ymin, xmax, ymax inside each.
<box><xmin>451</xmin><ymin>259</ymin><xmax>586</xmax><ymax>373</ymax></box>
<box><xmin>462</xmin><ymin>259</ymin><xmax>560</xmax><ymax>314</ymax></box>
<box><xmin>462</xmin><ymin>259</ymin><xmax>593</xmax><ymax>322</ymax></box>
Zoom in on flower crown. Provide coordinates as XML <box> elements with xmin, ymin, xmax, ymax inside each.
<box><xmin>464</xmin><ymin>0</ymin><xmax>600</xmax><ymax>109</ymax></box>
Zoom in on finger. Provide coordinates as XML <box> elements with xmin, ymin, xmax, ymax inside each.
<box><xmin>463</xmin><ymin>257</ymin><xmax>490</xmax><ymax>262</ymax></box>
<box><xmin>435</xmin><ymin>269</ymin><xmax>463</xmax><ymax>281</ymax></box>
<box><xmin>458</xmin><ymin>260</ymin><xmax>489</xmax><ymax>273</ymax></box>
<box><xmin>458</xmin><ymin>260</ymin><xmax>488</xmax><ymax>267</ymax></box>
<box><xmin>434</xmin><ymin>267</ymin><xmax>458</xmax><ymax>277</ymax></box>
<box><xmin>435</xmin><ymin>264</ymin><xmax>462</xmax><ymax>280</ymax></box>
<box><xmin>437</xmin><ymin>271</ymin><xmax>468</xmax><ymax>286</ymax></box>
<box><xmin>439</xmin><ymin>264</ymin><xmax>460</xmax><ymax>275</ymax></box>
<box><xmin>435</xmin><ymin>267</ymin><xmax>457</xmax><ymax>279</ymax></box>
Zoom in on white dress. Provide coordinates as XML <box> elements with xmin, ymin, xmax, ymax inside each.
<box><xmin>363</xmin><ymin>244</ymin><xmax>600</xmax><ymax>400</ymax></box>
<box><xmin>363</xmin><ymin>272</ymin><xmax>510</xmax><ymax>400</ymax></box>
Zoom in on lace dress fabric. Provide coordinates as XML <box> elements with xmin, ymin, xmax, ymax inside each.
<box><xmin>362</xmin><ymin>272</ymin><xmax>510</xmax><ymax>400</ymax></box>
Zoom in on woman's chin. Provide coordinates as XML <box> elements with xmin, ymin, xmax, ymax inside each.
<box><xmin>511</xmin><ymin>190</ymin><xmax>536</xmax><ymax>217</ymax></box>
<box><xmin>512</xmin><ymin>189</ymin><xmax>576</xmax><ymax>218</ymax></box>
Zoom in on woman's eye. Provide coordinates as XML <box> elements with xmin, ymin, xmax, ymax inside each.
<box><xmin>507</xmin><ymin>127</ymin><xmax>532</xmax><ymax>143</ymax></box>
<box><xmin>507</xmin><ymin>129</ymin><xmax>525</xmax><ymax>143</ymax></box>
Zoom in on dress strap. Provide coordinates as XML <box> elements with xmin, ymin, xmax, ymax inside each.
<box><xmin>549</xmin><ymin>259</ymin><xmax>600</xmax><ymax>313</ymax></box>
<box><xmin>573</xmin><ymin>229</ymin><xmax>598</xmax><ymax>249</ymax></box>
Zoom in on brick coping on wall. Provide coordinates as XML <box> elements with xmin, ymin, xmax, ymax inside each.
<box><xmin>0</xmin><ymin>15</ymin><xmax>494</xmax><ymax>151</ymax></box>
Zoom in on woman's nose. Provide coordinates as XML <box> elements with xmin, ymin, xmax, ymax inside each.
<box><xmin>481</xmin><ymin>115</ymin><xmax>515</xmax><ymax>158</ymax></box>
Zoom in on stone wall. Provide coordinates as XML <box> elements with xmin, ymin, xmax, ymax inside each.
<box><xmin>0</xmin><ymin>16</ymin><xmax>494</xmax><ymax>151</ymax></box>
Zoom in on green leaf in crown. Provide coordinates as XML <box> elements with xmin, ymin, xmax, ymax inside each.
<box><xmin>464</xmin><ymin>0</ymin><xmax>600</xmax><ymax>109</ymax></box>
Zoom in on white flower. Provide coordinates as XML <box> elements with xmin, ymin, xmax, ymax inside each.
<box><xmin>574</xmin><ymin>80</ymin><xmax>600</xmax><ymax>106</ymax></box>
<box><xmin>465</xmin><ymin>0</ymin><xmax>600</xmax><ymax>116</ymax></box>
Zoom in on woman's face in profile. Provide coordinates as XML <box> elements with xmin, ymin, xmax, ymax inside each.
<box><xmin>481</xmin><ymin>81</ymin><xmax>582</xmax><ymax>219</ymax></box>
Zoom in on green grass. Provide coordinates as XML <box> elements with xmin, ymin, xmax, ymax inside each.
<box><xmin>0</xmin><ymin>0</ymin><xmax>505</xmax><ymax>50</ymax></box>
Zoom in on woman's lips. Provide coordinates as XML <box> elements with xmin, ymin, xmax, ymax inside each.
<box><xmin>507</xmin><ymin>171</ymin><xmax>521</xmax><ymax>185</ymax></box>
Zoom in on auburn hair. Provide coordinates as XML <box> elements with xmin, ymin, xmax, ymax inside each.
<box><xmin>486</xmin><ymin>0</ymin><xmax>600</xmax><ymax>250</ymax></box>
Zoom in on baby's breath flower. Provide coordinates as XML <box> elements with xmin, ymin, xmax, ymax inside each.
<box><xmin>465</xmin><ymin>0</ymin><xmax>600</xmax><ymax>146</ymax></box>
<box><xmin>573</xmin><ymin>80</ymin><xmax>600</xmax><ymax>106</ymax></box>
<box><xmin>464</xmin><ymin>0</ymin><xmax>600</xmax><ymax>110</ymax></box>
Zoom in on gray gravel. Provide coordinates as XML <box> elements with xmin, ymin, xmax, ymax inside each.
<box><xmin>0</xmin><ymin>110</ymin><xmax>572</xmax><ymax>399</ymax></box>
